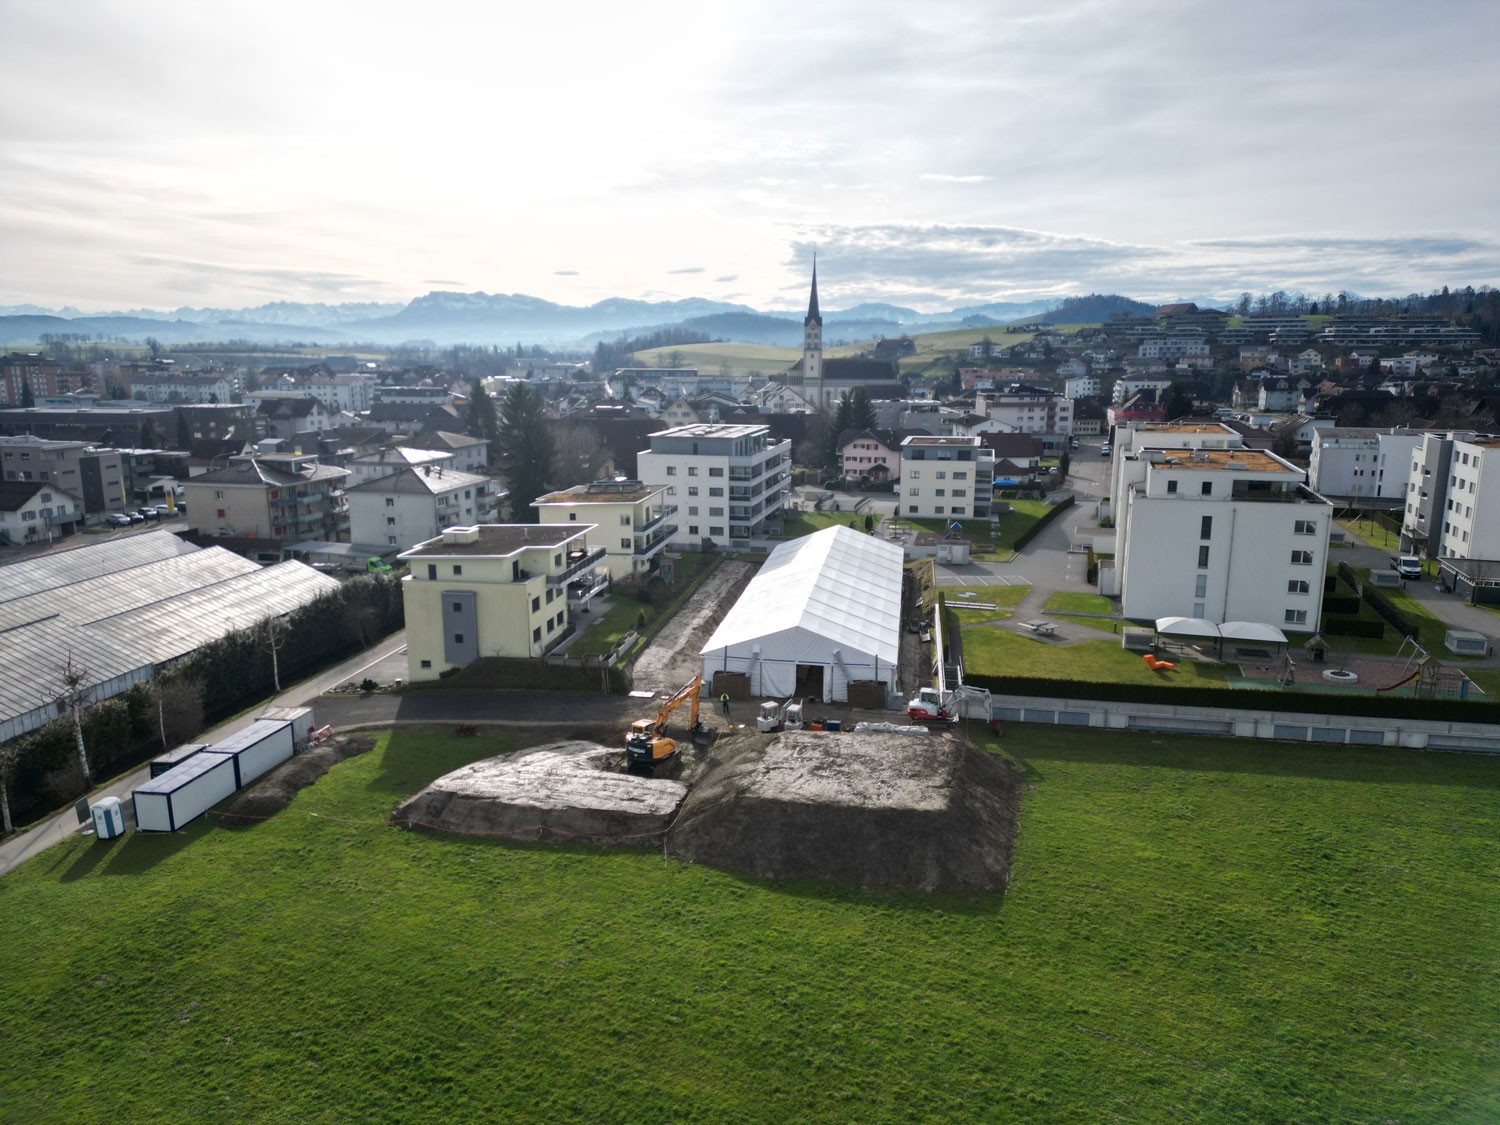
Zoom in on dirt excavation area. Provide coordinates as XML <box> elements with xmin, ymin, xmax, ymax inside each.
<box><xmin>215</xmin><ymin>734</ymin><xmax>377</xmax><ymax>828</ymax></box>
<box><xmin>396</xmin><ymin>727</ymin><xmax>1022</xmax><ymax>893</ymax></box>
<box><xmin>630</xmin><ymin>559</ymin><xmax>755</xmax><ymax>692</ymax></box>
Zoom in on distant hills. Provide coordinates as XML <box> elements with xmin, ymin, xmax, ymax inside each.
<box><xmin>0</xmin><ymin>289</ymin><xmax>1147</xmax><ymax>350</ymax></box>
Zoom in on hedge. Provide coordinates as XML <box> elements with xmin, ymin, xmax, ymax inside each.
<box><xmin>1361</xmin><ymin>585</ymin><xmax>1419</xmax><ymax>639</ymax></box>
<box><xmin>963</xmin><ymin>671</ymin><xmax>1500</xmax><ymax>725</ymax></box>
<box><xmin>1321</xmin><ymin>616</ymin><xmax>1386</xmax><ymax>638</ymax></box>
<box><xmin>1010</xmin><ymin>495</ymin><xmax>1076</xmax><ymax>553</ymax></box>
<box><xmin>1322</xmin><ymin>594</ymin><xmax>1360</xmax><ymax>616</ymax></box>
<box><xmin>404</xmin><ymin>657</ymin><xmax>629</xmax><ymax>694</ymax></box>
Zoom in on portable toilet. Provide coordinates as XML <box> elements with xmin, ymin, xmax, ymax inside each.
<box><xmin>91</xmin><ymin>796</ymin><xmax>126</xmax><ymax>840</ymax></box>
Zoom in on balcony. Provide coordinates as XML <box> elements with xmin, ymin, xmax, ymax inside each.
<box><xmin>548</xmin><ymin>544</ymin><xmax>608</xmax><ymax>585</ymax></box>
<box><xmin>634</xmin><ymin>522</ymin><xmax>677</xmax><ymax>553</ymax></box>
<box><xmin>635</xmin><ymin>503</ymin><xmax>678</xmax><ymax>536</ymax></box>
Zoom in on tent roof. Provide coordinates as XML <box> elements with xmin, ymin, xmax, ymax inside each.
<box><xmin>1155</xmin><ymin>616</ymin><xmax>1221</xmax><ymax>637</ymax></box>
<box><xmin>1219</xmin><ymin>621</ymin><xmax>1288</xmax><ymax>643</ymax></box>
<box><xmin>700</xmin><ymin>526</ymin><xmax>903</xmax><ymax>666</ymax></box>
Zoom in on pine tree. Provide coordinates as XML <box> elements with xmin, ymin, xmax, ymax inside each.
<box><xmin>496</xmin><ymin>382</ymin><xmax>554</xmax><ymax>522</ymax></box>
<box><xmin>850</xmin><ymin>387</ymin><xmax>878</xmax><ymax>432</ymax></box>
<box><xmin>467</xmin><ymin>377</ymin><xmax>499</xmax><ymax>466</ymax></box>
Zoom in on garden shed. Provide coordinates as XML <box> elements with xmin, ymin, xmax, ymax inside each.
<box><xmin>699</xmin><ymin>526</ymin><xmax>903</xmax><ymax>703</ymax></box>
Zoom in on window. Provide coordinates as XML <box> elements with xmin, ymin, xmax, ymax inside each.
<box><xmin>388</xmin><ymin>536</ymin><xmax>397</xmax><ymax>545</ymax></box>
<box><xmin>909</xmin><ymin>469</ymin><xmax>920</xmax><ymax>479</ymax></box>
<box><xmin>451</xmin><ymin>601</ymin><xmax>463</xmax><ymax>613</ymax></box>
<box><xmin>546</xmin><ymin>588</ymin><xmax>554</xmax><ymax>604</ymax></box>
<box><xmin>1195</xmin><ymin>574</ymin><xmax>1207</xmax><ymax>597</ymax></box>
<box><xmin>688</xmin><ymin>467</ymin><xmax>698</xmax><ymax>476</ymax></box>
<box><xmin>532</xmin><ymin>596</ymin><xmax>540</xmax><ymax>612</ymax></box>
<box><xmin>215</xmin><ymin>490</ymin><xmax>224</xmax><ymax>499</ymax></box>
<box><xmin>1288</xmin><ymin>580</ymin><xmax>1309</xmax><ymax>595</ymax></box>
<box><xmin>216</xmin><ymin>508</ymin><xmax>226</xmax><ymax>518</ymax></box>
<box><xmin>709</xmin><ymin>526</ymin><xmax>724</xmax><ymax>536</ymax></box>
<box><xmin>620</xmin><ymin>514</ymin><xmax>631</xmax><ymax>526</ymax></box>
<box><xmin>934</xmin><ymin>506</ymin><xmax>945</xmax><ymax>515</ymax></box>
<box><xmin>666</xmin><ymin>466</ymin><xmax>676</xmax><ymax>476</ymax></box>
<box><xmin>688</xmin><ymin>525</ymin><xmax>699</xmax><ymax>536</ymax></box>
<box><xmin>1200</xmin><ymin>481</ymin><xmax>1212</xmax><ymax>496</ymax></box>
<box><xmin>1167</xmin><ymin>480</ymin><xmax>1178</xmax><ymax>494</ymax></box>
<box><xmin>936</xmin><ymin>470</ymin><xmax>946</xmax><ymax>480</ymax></box>
<box><xmin>908</xmin><ymin>488</ymin><xmax>919</xmax><ymax>496</ymax></box>
<box><xmin>952</xmin><ymin>489</ymin><xmax>966</xmax><ymax>498</ymax></box>
<box><xmin>1197</xmin><ymin>545</ymin><xmax>1210</xmax><ymax>568</ymax></box>
<box><xmin>386</xmin><ymin>516</ymin><xmax>396</xmax><ymax>526</ymax></box>
<box><xmin>709</xmin><ymin>467</ymin><xmax>723</xmax><ymax>476</ymax></box>
<box><xmin>385</xmin><ymin>497</ymin><xmax>394</xmax><ymax>508</ymax></box>
<box><xmin>453</xmin><ymin>565</ymin><xmax>462</xmax><ymax>576</ymax></box>
<box><xmin>710</xmin><ymin>507</ymin><xmax>724</xmax><ymax>516</ymax></box>
<box><xmin>935</xmin><ymin>488</ymin><xmax>945</xmax><ymax>497</ymax></box>
<box><xmin>421</xmin><ymin>659</ymin><xmax>432</xmax><ymax>669</ymax></box>
<box><xmin>1193</xmin><ymin>602</ymin><xmax>1206</xmax><ymax>617</ymax></box>
<box><xmin>688</xmin><ymin>486</ymin><xmax>699</xmax><ymax>496</ymax></box>
<box><xmin>532</xmin><ymin>627</ymin><xmax>541</xmax><ymax>643</ymax></box>
<box><xmin>908</xmin><ymin>505</ymin><xmax>918</xmax><ymax>514</ymax></box>
<box><xmin>1284</xmin><ymin>609</ymin><xmax>1308</xmax><ymax>625</ymax></box>
<box><xmin>1290</xmin><ymin>550</ymin><xmax>1313</xmax><ymax>566</ymax></box>
<box><xmin>688</xmin><ymin>505</ymin><xmax>698</xmax><ymax>515</ymax></box>
<box><xmin>452</xmin><ymin>633</ymin><xmax>464</xmax><ymax>645</ymax></box>
<box><xmin>1200</xmin><ymin>516</ymin><xmax>1212</xmax><ymax>540</ymax></box>
<box><xmin>427</xmin><ymin>564</ymin><xmax>437</xmax><ymax>579</ymax></box>
<box><xmin>620</xmin><ymin>537</ymin><xmax>630</xmax><ymax>548</ymax></box>
<box><xmin>953</xmin><ymin>471</ymin><xmax>967</xmax><ymax>480</ymax></box>
<box><xmin>709</xmin><ymin>487</ymin><xmax>723</xmax><ymax>497</ymax></box>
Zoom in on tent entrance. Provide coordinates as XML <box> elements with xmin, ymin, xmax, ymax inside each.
<box><xmin>795</xmin><ymin>664</ymin><xmax>825</xmax><ymax>701</ymax></box>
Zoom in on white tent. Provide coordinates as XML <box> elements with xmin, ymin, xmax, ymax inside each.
<box><xmin>699</xmin><ymin>526</ymin><xmax>903</xmax><ymax>702</ymax></box>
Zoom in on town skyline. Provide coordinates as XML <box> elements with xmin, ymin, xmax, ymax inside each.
<box><xmin>5</xmin><ymin>0</ymin><xmax>1499</xmax><ymax>314</ymax></box>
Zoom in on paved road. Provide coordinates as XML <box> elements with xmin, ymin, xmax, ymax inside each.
<box><xmin>0</xmin><ymin>631</ymin><xmax>411</xmax><ymax>876</ymax></box>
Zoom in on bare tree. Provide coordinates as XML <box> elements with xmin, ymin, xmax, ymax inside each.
<box><xmin>59</xmin><ymin>653</ymin><xmax>92</xmax><ymax>788</ymax></box>
<box><xmin>154</xmin><ymin>677</ymin><xmax>205</xmax><ymax>749</ymax></box>
<box><xmin>550</xmin><ymin>422</ymin><xmax>611</xmax><ymax>489</ymax></box>
<box><xmin>262</xmin><ymin>615</ymin><xmax>292</xmax><ymax>693</ymax></box>
<box><xmin>0</xmin><ymin>742</ymin><xmax>19</xmax><ymax>836</ymax></box>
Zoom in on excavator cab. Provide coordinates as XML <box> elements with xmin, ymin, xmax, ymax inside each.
<box><xmin>625</xmin><ymin>676</ymin><xmax>703</xmax><ymax>767</ymax></box>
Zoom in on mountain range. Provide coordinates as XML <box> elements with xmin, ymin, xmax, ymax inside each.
<box><xmin>0</xmin><ymin>291</ymin><xmax>1133</xmax><ymax>350</ymax></box>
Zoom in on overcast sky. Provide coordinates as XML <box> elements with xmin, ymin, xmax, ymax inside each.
<box><xmin>4</xmin><ymin>0</ymin><xmax>1499</xmax><ymax>314</ymax></box>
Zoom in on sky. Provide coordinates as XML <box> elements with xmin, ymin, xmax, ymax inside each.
<box><xmin>3</xmin><ymin>0</ymin><xmax>1499</xmax><ymax>315</ymax></box>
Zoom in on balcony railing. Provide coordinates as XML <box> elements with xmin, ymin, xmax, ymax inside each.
<box><xmin>635</xmin><ymin>503</ymin><xmax>678</xmax><ymax>535</ymax></box>
<box><xmin>548</xmin><ymin>544</ymin><xmax>608</xmax><ymax>585</ymax></box>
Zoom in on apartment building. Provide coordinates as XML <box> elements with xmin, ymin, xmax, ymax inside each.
<box><xmin>1308</xmin><ymin>427</ymin><xmax>1424</xmax><ymax>504</ymax></box>
<box><xmin>977</xmin><ymin>384</ymin><xmax>1073</xmax><ymax>436</ymax></box>
<box><xmin>1400</xmin><ymin>430</ymin><xmax>1480</xmax><ymax>557</ymax></box>
<box><xmin>347</xmin><ymin>445</ymin><xmax>455</xmax><ymax>483</ymax></box>
<box><xmin>1064</xmin><ymin>376</ymin><xmax>1101</xmax><ymax>399</ymax></box>
<box><xmin>535</xmin><ymin>479</ymin><xmax>677</xmax><ymax>580</ymax></box>
<box><xmin>0</xmin><ymin>480</ymin><xmax>84</xmax><ymax>544</ymax></box>
<box><xmin>1436</xmin><ymin>436</ymin><xmax>1500</xmax><ymax>560</ymax></box>
<box><xmin>399</xmin><ymin>523</ymin><xmax>609</xmax><ymax>677</ymax></box>
<box><xmin>1114</xmin><ymin>436</ymin><xmax>1332</xmax><ymax>629</ymax></box>
<box><xmin>346</xmin><ymin>464</ymin><xmax>502</xmax><ymax>550</ymax></box>
<box><xmin>636</xmin><ymin>423</ymin><xmax>790</xmax><ymax>548</ymax></box>
<box><xmin>183</xmin><ymin>452</ymin><xmax>349</xmax><ymax>559</ymax></box>
<box><xmin>899</xmin><ymin>435</ymin><xmax>995</xmax><ymax>521</ymax></box>
<box><xmin>0</xmin><ymin>435</ymin><xmax>127</xmax><ymax>520</ymax></box>
<box><xmin>839</xmin><ymin>430</ymin><xmax>902</xmax><ymax>480</ymax></box>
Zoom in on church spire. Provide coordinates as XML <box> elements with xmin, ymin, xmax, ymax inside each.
<box><xmin>805</xmin><ymin>255</ymin><xmax>822</xmax><ymax>327</ymax></box>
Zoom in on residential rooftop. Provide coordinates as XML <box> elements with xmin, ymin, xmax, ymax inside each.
<box><xmin>1143</xmin><ymin>448</ymin><xmax>1298</xmax><ymax>473</ymax></box>
<box><xmin>1135</xmin><ymin>422</ymin><xmax>1238</xmax><ymax>435</ymax></box>
<box><xmin>398</xmin><ymin>523</ymin><xmax>593</xmax><ymax>558</ymax></box>
<box><xmin>647</xmin><ymin>423</ymin><xmax>768</xmax><ymax>440</ymax></box>
<box><xmin>536</xmin><ymin>481</ymin><xmax>659</xmax><ymax>505</ymax></box>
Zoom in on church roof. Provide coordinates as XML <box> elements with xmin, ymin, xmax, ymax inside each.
<box><xmin>805</xmin><ymin>259</ymin><xmax>821</xmax><ymax>327</ymax></box>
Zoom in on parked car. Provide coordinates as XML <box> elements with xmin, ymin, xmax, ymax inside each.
<box><xmin>105</xmin><ymin>512</ymin><xmax>133</xmax><ymax>528</ymax></box>
<box><xmin>1100</xmin><ymin>443</ymin><xmax>1111</xmax><ymax>457</ymax></box>
<box><xmin>125</xmin><ymin>511</ymin><xmax>145</xmax><ymax>524</ymax></box>
<box><xmin>135</xmin><ymin>507</ymin><xmax>159</xmax><ymax>521</ymax></box>
<box><xmin>152</xmin><ymin>504</ymin><xmax>174</xmax><ymax>518</ymax></box>
<box><xmin>1068</xmin><ymin>438</ymin><xmax>1079</xmax><ymax>449</ymax></box>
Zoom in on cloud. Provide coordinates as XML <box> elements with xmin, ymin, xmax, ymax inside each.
<box><xmin>919</xmin><ymin>173</ymin><xmax>991</xmax><ymax>184</ymax></box>
<box><xmin>714</xmin><ymin>275</ymin><xmax>739</xmax><ymax>283</ymax></box>
<box><xmin>422</xmin><ymin>278</ymin><xmax>468</xmax><ymax>286</ymax></box>
<box><xmin>125</xmin><ymin>255</ymin><xmax>392</xmax><ymax>298</ymax></box>
<box><xmin>553</xmin><ymin>270</ymin><xmax>580</xmax><ymax>276</ymax></box>
<box><xmin>667</xmin><ymin>267</ymin><xmax>705</xmax><ymax>275</ymax></box>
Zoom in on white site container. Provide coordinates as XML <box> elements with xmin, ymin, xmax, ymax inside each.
<box><xmin>209</xmin><ymin>718</ymin><xmax>295</xmax><ymax>789</ymax></box>
<box><xmin>91</xmin><ymin>796</ymin><xmax>126</xmax><ymax>839</ymax></box>
<box><xmin>258</xmin><ymin>706</ymin><xmax>314</xmax><ymax>747</ymax></box>
<box><xmin>132</xmin><ymin>752</ymin><xmax>238</xmax><ymax>832</ymax></box>
<box><xmin>150</xmin><ymin>743</ymin><xmax>209</xmax><ymax>778</ymax></box>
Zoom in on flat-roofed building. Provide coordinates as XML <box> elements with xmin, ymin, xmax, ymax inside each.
<box><xmin>398</xmin><ymin>523</ymin><xmax>609</xmax><ymax>678</ymax></box>
<box><xmin>636</xmin><ymin>423</ymin><xmax>790</xmax><ymax>548</ymax></box>
<box><xmin>535</xmin><ymin>479</ymin><xmax>677</xmax><ymax>581</ymax></box>
<box><xmin>899</xmin><ymin>435</ymin><xmax>995</xmax><ymax>522</ymax></box>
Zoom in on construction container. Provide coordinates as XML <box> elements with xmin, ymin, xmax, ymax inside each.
<box><xmin>259</xmin><ymin>706</ymin><xmax>315</xmax><ymax>747</ymax></box>
<box><xmin>149</xmin><ymin>743</ymin><xmax>209</xmax><ymax>778</ymax></box>
<box><xmin>208</xmin><ymin>718</ymin><xmax>295</xmax><ymax>789</ymax></box>
<box><xmin>91</xmin><ymin>797</ymin><xmax>125</xmax><ymax>839</ymax></box>
<box><xmin>133</xmin><ymin>752</ymin><xmax>238</xmax><ymax>832</ymax></box>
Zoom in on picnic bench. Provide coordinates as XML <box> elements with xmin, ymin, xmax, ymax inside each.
<box><xmin>1020</xmin><ymin>620</ymin><xmax>1058</xmax><ymax>636</ymax></box>
<box><xmin>455</xmin><ymin>724</ymin><xmax>478</xmax><ymax>736</ymax></box>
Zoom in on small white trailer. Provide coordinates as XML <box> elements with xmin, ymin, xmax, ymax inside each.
<box><xmin>209</xmin><ymin>718</ymin><xmax>295</xmax><ymax>790</ymax></box>
<box><xmin>149</xmin><ymin>743</ymin><xmax>210</xmax><ymax>778</ymax></box>
<box><xmin>259</xmin><ymin>706</ymin><xmax>314</xmax><ymax>747</ymax></box>
<box><xmin>133</xmin><ymin>752</ymin><xmax>238</xmax><ymax>832</ymax></box>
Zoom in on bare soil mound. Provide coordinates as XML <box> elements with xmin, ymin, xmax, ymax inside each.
<box><xmin>215</xmin><ymin>735</ymin><xmax>377</xmax><ymax>828</ymax></box>
<box><xmin>666</xmin><ymin>729</ymin><xmax>1021</xmax><ymax>892</ymax></box>
<box><xmin>393</xmin><ymin>740</ymin><xmax>689</xmax><ymax>844</ymax></box>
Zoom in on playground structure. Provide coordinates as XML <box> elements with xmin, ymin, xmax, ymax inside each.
<box><xmin>1142</xmin><ymin>653</ymin><xmax>1176</xmax><ymax>672</ymax></box>
<box><xmin>1374</xmin><ymin>638</ymin><xmax>1467</xmax><ymax>699</ymax></box>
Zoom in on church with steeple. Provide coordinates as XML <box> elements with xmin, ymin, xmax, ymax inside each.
<box><xmin>778</xmin><ymin>260</ymin><xmax>904</xmax><ymax>411</ymax></box>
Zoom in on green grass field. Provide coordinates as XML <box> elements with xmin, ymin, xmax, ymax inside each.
<box><xmin>963</xmin><ymin>628</ymin><xmax>1234</xmax><ymax>685</ymax></box>
<box><xmin>2</xmin><ymin>726</ymin><xmax>1497</xmax><ymax>1122</ymax></box>
<box><xmin>1042</xmin><ymin>591</ymin><xmax>1114</xmax><ymax>615</ymax></box>
<box><xmin>944</xmin><ymin>584</ymin><xmax>1030</xmax><ymax>623</ymax></box>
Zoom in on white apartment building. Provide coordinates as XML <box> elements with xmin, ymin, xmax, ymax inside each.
<box><xmin>899</xmin><ymin>435</ymin><xmax>995</xmax><ymax>521</ymax></box>
<box><xmin>345</xmin><ymin>464</ymin><xmax>502</xmax><ymax>550</ymax></box>
<box><xmin>347</xmin><ymin>446</ymin><xmax>455</xmax><ymax>483</ymax></box>
<box><xmin>1308</xmin><ymin>427</ymin><xmax>1423</xmax><ymax>503</ymax></box>
<box><xmin>1437</xmin><ymin>437</ymin><xmax>1500</xmax><ymax>560</ymax></box>
<box><xmin>636</xmin><ymin>423</ymin><xmax>790</xmax><ymax>548</ymax></box>
<box><xmin>304</xmin><ymin>373</ymin><xmax>376</xmax><ymax>414</ymax></box>
<box><xmin>1112</xmin><ymin>376</ymin><xmax>1173</xmax><ymax>404</ymax></box>
<box><xmin>1137</xmin><ymin>338</ymin><xmax>1209</xmax><ymax>360</ymax></box>
<box><xmin>977</xmin><ymin>384</ymin><xmax>1073</xmax><ymax>436</ymax></box>
<box><xmin>1064</xmin><ymin>376</ymin><xmax>1101</xmax><ymax>399</ymax></box>
<box><xmin>535</xmin><ymin>479</ymin><xmax>678</xmax><ymax>581</ymax></box>
<box><xmin>1115</xmin><ymin>440</ymin><xmax>1331</xmax><ymax>630</ymax></box>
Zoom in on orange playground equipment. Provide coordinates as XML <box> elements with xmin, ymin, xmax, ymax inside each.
<box><xmin>1143</xmin><ymin>653</ymin><xmax>1176</xmax><ymax>672</ymax></box>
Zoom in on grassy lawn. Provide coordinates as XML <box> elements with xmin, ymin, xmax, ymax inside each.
<box><xmin>631</xmin><ymin>341</ymin><xmax>798</xmax><ymax>375</ymax></box>
<box><xmin>1050</xmin><ymin>613</ymin><xmax>1121</xmax><ymax>634</ymax></box>
<box><xmin>1043</xmin><ymin>591</ymin><xmax>1114</xmax><ymax>615</ymax></box>
<box><xmin>778</xmin><ymin>510</ymin><xmax>878</xmax><ymax>538</ymax></box>
<box><xmin>2</xmin><ymin>725</ymin><xmax>1497</xmax><ymax>1122</ymax></box>
<box><xmin>568</xmin><ymin>551</ymin><xmax>715</xmax><ymax>658</ymax></box>
<box><xmin>1337</xmin><ymin>517</ymin><xmax>1402</xmax><ymax>552</ymax></box>
<box><xmin>962</xmin><ymin>626</ymin><xmax>1233</xmax><ymax>685</ymax></box>
<box><xmin>944</xmin><ymin>583</ymin><xmax>1029</xmax><ymax>623</ymax></box>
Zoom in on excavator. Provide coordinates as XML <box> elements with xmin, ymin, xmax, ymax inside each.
<box><xmin>625</xmin><ymin>675</ymin><xmax>704</xmax><ymax>768</ymax></box>
<box><xmin>906</xmin><ymin>683</ymin><xmax>995</xmax><ymax>727</ymax></box>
